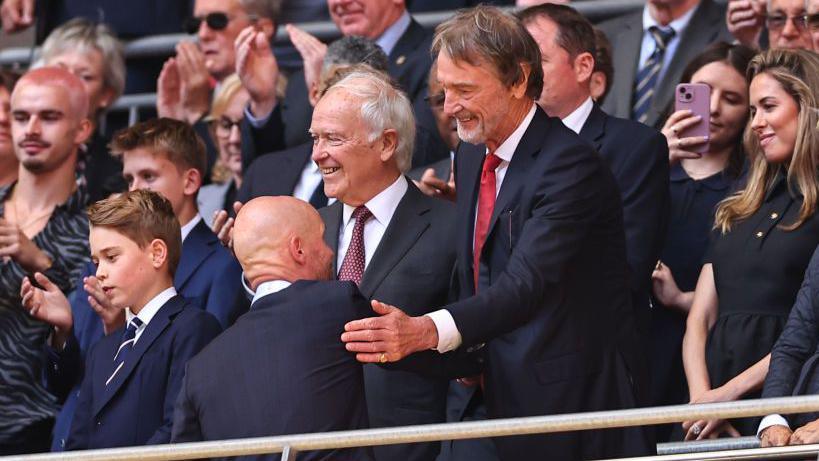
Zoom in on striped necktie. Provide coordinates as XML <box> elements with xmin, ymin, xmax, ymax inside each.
<box><xmin>106</xmin><ymin>317</ymin><xmax>143</xmax><ymax>386</ymax></box>
<box><xmin>632</xmin><ymin>26</ymin><xmax>675</xmax><ymax>124</ymax></box>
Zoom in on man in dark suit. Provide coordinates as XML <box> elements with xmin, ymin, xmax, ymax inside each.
<box><xmin>599</xmin><ymin>0</ymin><xmax>731</xmax><ymax>128</ymax></box>
<box><xmin>342</xmin><ymin>7</ymin><xmax>650</xmax><ymax>460</ymax></box>
<box><xmin>309</xmin><ymin>67</ymin><xmax>456</xmax><ymax>461</ymax></box>
<box><xmin>759</xmin><ymin>247</ymin><xmax>819</xmax><ymax>447</ymax></box>
<box><xmin>520</xmin><ymin>2</ymin><xmax>669</xmax><ymax>359</ymax></box>
<box><xmin>236</xmin><ymin>0</ymin><xmax>446</xmax><ymax>167</ymax></box>
<box><xmin>171</xmin><ymin>196</ymin><xmax>373</xmax><ymax>461</ymax></box>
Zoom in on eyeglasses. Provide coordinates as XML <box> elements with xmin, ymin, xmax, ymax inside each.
<box><xmin>183</xmin><ymin>12</ymin><xmax>257</xmax><ymax>35</ymax></box>
<box><xmin>805</xmin><ymin>13</ymin><xmax>819</xmax><ymax>30</ymax></box>
<box><xmin>764</xmin><ymin>13</ymin><xmax>808</xmax><ymax>32</ymax></box>
<box><xmin>215</xmin><ymin>116</ymin><xmax>243</xmax><ymax>136</ymax></box>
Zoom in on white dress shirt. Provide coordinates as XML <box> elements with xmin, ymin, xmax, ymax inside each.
<box><xmin>639</xmin><ymin>3</ymin><xmax>698</xmax><ymax>84</ymax></box>
<box><xmin>251</xmin><ymin>280</ymin><xmax>293</xmax><ymax>305</ymax></box>
<box><xmin>291</xmin><ymin>159</ymin><xmax>335</xmax><ymax>206</ymax></box>
<box><xmin>561</xmin><ymin>97</ymin><xmax>595</xmax><ymax>134</ymax></box>
<box><xmin>376</xmin><ymin>10</ymin><xmax>411</xmax><ymax>57</ymax></box>
<box><xmin>426</xmin><ymin>104</ymin><xmax>538</xmax><ymax>353</ymax></box>
<box><xmin>125</xmin><ymin>286</ymin><xmax>177</xmax><ymax>345</ymax></box>
<box><xmin>180</xmin><ymin>214</ymin><xmax>202</xmax><ymax>243</ymax></box>
<box><xmin>336</xmin><ymin>175</ymin><xmax>408</xmax><ymax>271</ymax></box>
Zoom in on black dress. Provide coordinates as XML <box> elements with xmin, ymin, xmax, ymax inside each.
<box><xmin>705</xmin><ymin>172</ymin><xmax>819</xmax><ymax>435</ymax></box>
<box><xmin>651</xmin><ymin>163</ymin><xmax>737</xmax><ymax>442</ymax></box>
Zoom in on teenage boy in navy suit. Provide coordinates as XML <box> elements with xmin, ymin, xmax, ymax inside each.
<box><xmin>24</xmin><ymin>190</ymin><xmax>222</xmax><ymax>449</ymax></box>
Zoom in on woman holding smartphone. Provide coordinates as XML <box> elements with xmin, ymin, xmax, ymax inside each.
<box><xmin>650</xmin><ymin>43</ymin><xmax>752</xmax><ymax>442</ymax></box>
<box><xmin>681</xmin><ymin>48</ymin><xmax>819</xmax><ymax>440</ymax></box>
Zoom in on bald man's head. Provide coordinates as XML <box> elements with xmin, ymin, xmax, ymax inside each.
<box><xmin>234</xmin><ymin>196</ymin><xmax>334</xmax><ymax>288</ymax></box>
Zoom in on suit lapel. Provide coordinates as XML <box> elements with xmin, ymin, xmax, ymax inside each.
<box><xmin>388</xmin><ymin>19</ymin><xmax>426</xmax><ymax>78</ymax></box>
<box><xmin>175</xmin><ymin>220</ymin><xmax>216</xmax><ymax>290</ymax></box>
<box><xmin>282</xmin><ymin>142</ymin><xmax>314</xmax><ymax>194</ymax></box>
<box><xmin>455</xmin><ymin>142</ymin><xmax>484</xmax><ymax>275</ymax></box>
<box><xmin>610</xmin><ymin>15</ymin><xmax>642</xmax><ymax>118</ymax></box>
<box><xmin>359</xmin><ymin>181</ymin><xmax>430</xmax><ymax>297</ymax></box>
<box><xmin>322</xmin><ymin>202</ymin><xmax>343</xmax><ymax>277</ymax></box>
<box><xmin>578</xmin><ymin>104</ymin><xmax>606</xmax><ymax>152</ymax></box>
<box><xmin>93</xmin><ymin>296</ymin><xmax>185</xmax><ymax>416</ymax></box>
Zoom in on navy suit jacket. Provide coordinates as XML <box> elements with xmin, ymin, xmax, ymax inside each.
<box><xmin>578</xmin><ymin>104</ymin><xmax>669</xmax><ymax>346</ymax></box>
<box><xmin>446</xmin><ymin>107</ymin><xmax>650</xmax><ymax>460</ymax></box>
<box><xmin>65</xmin><ymin>295</ymin><xmax>221</xmax><ymax>450</ymax></box>
<box><xmin>237</xmin><ymin>142</ymin><xmax>313</xmax><ymax>203</ymax></box>
<box><xmin>320</xmin><ymin>180</ymin><xmax>456</xmax><ymax>461</ymax></box>
<box><xmin>171</xmin><ymin>280</ymin><xmax>373</xmax><ymax>461</ymax></box>
<box><xmin>763</xmin><ymin>246</ymin><xmax>819</xmax><ymax>428</ymax></box>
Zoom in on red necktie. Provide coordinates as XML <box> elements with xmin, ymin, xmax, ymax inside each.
<box><xmin>473</xmin><ymin>153</ymin><xmax>503</xmax><ymax>292</ymax></box>
<box><xmin>338</xmin><ymin>206</ymin><xmax>373</xmax><ymax>286</ymax></box>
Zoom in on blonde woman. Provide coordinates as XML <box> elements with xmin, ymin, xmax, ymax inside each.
<box><xmin>197</xmin><ymin>74</ymin><xmax>249</xmax><ymax>228</ymax></box>
<box><xmin>682</xmin><ymin>48</ymin><xmax>819</xmax><ymax>440</ymax></box>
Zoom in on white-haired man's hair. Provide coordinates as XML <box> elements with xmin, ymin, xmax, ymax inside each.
<box><xmin>328</xmin><ymin>69</ymin><xmax>415</xmax><ymax>173</ymax></box>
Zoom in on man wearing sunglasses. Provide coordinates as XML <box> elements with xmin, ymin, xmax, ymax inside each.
<box><xmin>726</xmin><ymin>0</ymin><xmax>813</xmax><ymax>50</ymax></box>
<box><xmin>807</xmin><ymin>0</ymin><xmax>819</xmax><ymax>49</ymax></box>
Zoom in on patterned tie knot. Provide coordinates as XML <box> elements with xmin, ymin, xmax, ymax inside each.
<box><xmin>648</xmin><ymin>26</ymin><xmax>675</xmax><ymax>52</ymax></box>
<box><xmin>123</xmin><ymin>317</ymin><xmax>143</xmax><ymax>339</ymax></box>
<box><xmin>113</xmin><ymin>317</ymin><xmax>143</xmax><ymax>364</ymax></box>
<box><xmin>351</xmin><ymin>205</ymin><xmax>373</xmax><ymax>224</ymax></box>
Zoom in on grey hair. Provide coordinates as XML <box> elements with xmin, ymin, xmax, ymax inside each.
<box><xmin>239</xmin><ymin>0</ymin><xmax>281</xmax><ymax>22</ymax></box>
<box><xmin>39</xmin><ymin>18</ymin><xmax>125</xmax><ymax>105</ymax></box>
<box><xmin>329</xmin><ymin>68</ymin><xmax>415</xmax><ymax>173</ymax></box>
<box><xmin>323</xmin><ymin>36</ymin><xmax>389</xmax><ymax>74</ymax></box>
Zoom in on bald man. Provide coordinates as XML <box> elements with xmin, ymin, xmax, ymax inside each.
<box><xmin>171</xmin><ymin>196</ymin><xmax>374</xmax><ymax>461</ymax></box>
<box><xmin>0</xmin><ymin>67</ymin><xmax>93</xmax><ymax>454</ymax></box>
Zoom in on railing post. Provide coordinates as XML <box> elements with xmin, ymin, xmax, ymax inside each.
<box><xmin>282</xmin><ymin>445</ymin><xmax>298</xmax><ymax>461</ymax></box>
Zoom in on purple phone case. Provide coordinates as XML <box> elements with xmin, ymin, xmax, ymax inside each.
<box><xmin>674</xmin><ymin>83</ymin><xmax>710</xmax><ymax>154</ymax></box>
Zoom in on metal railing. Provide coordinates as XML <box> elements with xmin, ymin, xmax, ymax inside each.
<box><xmin>4</xmin><ymin>396</ymin><xmax>819</xmax><ymax>461</ymax></box>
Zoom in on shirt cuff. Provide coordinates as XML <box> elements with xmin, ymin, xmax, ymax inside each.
<box><xmin>758</xmin><ymin>414</ymin><xmax>790</xmax><ymax>437</ymax></box>
<box><xmin>244</xmin><ymin>104</ymin><xmax>274</xmax><ymax>128</ymax></box>
<box><xmin>425</xmin><ymin>309</ymin><xmax>462</xmax><ymax>353</ymax></box>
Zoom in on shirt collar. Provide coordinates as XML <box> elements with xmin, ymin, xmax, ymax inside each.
<box><xmin>342</xmin><ymin>175</ymin><xmax>408</xmax><ymax>229</ymax></box>
<box><xmin>251</xmin><ymin>280</ymin><xmax>292</xmax><ymax>305</ymax></box>
<box><xmin>125</xmin><ymin>286</ymin><xmax>177</xmax><ymax>327</ymax></box>
<box><xmin>642</xmin><ymin>1</ymin><xmax>699</xmax><ymax>35</ymax></box>
<box><xmin>180</xmin><ymin>214</ymin><xmax>202</xmax><ymax>243</ymax></box>
<box><xmin>490</xmin><ymin>103</ymin><xmax>537</xmax><ymax>163</ymax></box>
<box><xmin>561</xmin><ymin>97</ymin><xmax>594</xmax><ymax>134</ymax></box>
<box><xmin>376</xmin><ymin>10</ymin><xmax>411</xmax><ymax>56</ymax></box>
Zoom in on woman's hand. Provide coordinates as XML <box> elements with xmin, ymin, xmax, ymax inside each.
<box><xmin>652</xmin><ymin>261</ymin><xmax>692</xmax><ymax>312</ymax></box>
<box><xmin>682</xmin><ymin>385</ymin><xmax>741</xmax><ymax>440</ymax></box>
<box><xmin>662</xmin><ymin>110</ymin><xmax>709</xmax><ymax>164</ymax></box>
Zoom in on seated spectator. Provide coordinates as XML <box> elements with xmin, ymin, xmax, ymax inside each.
<box><xmin>681</xmin><ymin>48</ymin><xmax>819</xmax><ymax>440</ymax></box>
<box><xmin>759</xmin><ymin>247</ymin><xmax>819</xmax><ymax>447</ymax></box>
<box><xmin>590</xmin><ymin>27</ymin><xmax>613</xmax><ymax>104</ymax></box>
<box><xmin>726</xmin><ymin>0</ymin><xmax>813</xmax><ymax>50</ymax></box>
<box><xmin>0</xmin><ymin>67</ymin><xmax>93</xmax><ymax>455</ymax></box>
<box><xmin>599</xmin><ymin>0</ymin><xmax>732</xmax><ymax>127</ymax></box>
<box><xmin>111</xmin><ymin>118</ymin><xmax>247</xmax><ymax>328</ymax></box>
<box><xmin>0</xmin><ymin>71</ymin><xmax>19</xmax><ymax>187</ymax></box>
<box><xmin>234</xmin><ymin>35</ymin><xmax>389</xmax><ymax>209</ymax></box>
<box><xmin>239</xmin><ymin>0</ymin><xmax>448</xmax><ymax>166</ymax></box>
<box><xmin>26</xmin><ymin>190</ymin><xmax>221</xmax><ymax>450</ymax></box>
<box><xmin>38</xmin><ymin>18</ymin><xmax>128</xmax><ymax>203</ymax></box>
<box><xmin>197</xmin><ymin>74</ymin><xmax>249</xmax><ymax>227</ymax></box>
<box><xmin>171</xmin><ymin>196</ymin><xmax>373</xmax><ymax>461</ymax></box>
<box><xmin>650</xmin><ymin>41</ymin><xmax>753</xmax><ymax>442</ymax></box>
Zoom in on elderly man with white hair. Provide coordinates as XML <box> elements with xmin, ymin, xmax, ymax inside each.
<box><xmin>310</xmin><ymin>66</ymin><xmax>460</xmax><ymax>461</ymax></box>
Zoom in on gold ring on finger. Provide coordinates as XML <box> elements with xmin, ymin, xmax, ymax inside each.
<box><xmin>379</xmin><ymin>353</ymin><xmax>387</xmax><ymax>363</ymax></box>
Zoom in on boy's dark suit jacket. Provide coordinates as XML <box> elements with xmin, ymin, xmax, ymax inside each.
<box><xmin>65</xmin><ymin>295</ymin><xmax>221</xmax><ymax>450</ymax></box>
<box><xmin>171</xmin><ymin>280</ymin><xmax>373</xmax><ymax>461</ymax></box>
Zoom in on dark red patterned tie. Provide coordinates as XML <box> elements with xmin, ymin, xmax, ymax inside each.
<box><xmin>338</xmin><ymin>206</ymin><xmax>373</xmax><ymax>285</ymax></box>
<box><xmin>473</xmin><ymin>153</ymin><xmax>503</xmax><ymax>292</ymax></box>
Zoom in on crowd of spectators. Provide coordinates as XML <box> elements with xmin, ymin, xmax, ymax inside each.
<box><xmin>3</xmin><ymin>0</ymin><xmax>819</xmax><ymax>459</ymax></box>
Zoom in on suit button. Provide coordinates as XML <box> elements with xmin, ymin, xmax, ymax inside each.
<box><xmin>755</xmin><ymin>231</ymin><xmax>764</xmax><ymax>238</ymax></box>
<box><xmin>96</xmin><ymin>420</ymin><xmax>102</xmax><ymax>427</ymax></box>
<box><xmin>53</xmin><ymin>364</ymin><xmax>58</xmax><ymax>371</ymax></box>
<box><xmin>771</xmin><ymin>212</ymin><xmax>779</xmax><ymax>219</ymax></box>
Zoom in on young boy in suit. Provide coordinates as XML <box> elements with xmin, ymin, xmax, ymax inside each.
<box><xmin>23</xmin><ymin>190</ymin><xmax>222</xmax><ymax>449</ymax></box>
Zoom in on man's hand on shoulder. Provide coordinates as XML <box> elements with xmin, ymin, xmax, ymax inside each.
<box><xmin>341</xmin><ymin>300</ymin><xmax>439</xmax><ymax>363</ymax></box>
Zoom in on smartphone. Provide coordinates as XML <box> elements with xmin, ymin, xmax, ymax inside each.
<box><xmin>674</xmin><ymin>83</ymin><xmax>710</xmax><ymax>154</ymax></box>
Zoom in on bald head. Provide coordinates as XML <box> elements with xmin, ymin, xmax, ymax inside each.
<box><xmin>14</xmin><ymin>67</ymin><xmax>89</xmax><ymax>119</ymax></box>
<box><xmin>234</xmin><ymin>196</ymin><xmax>334</xmax><ymax>288</ymax></box>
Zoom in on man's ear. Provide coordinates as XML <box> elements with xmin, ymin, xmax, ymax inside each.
<box><xmin>308</xmin><ymin>81</ymin><xmax>320</xmax><ymax>107</ymax></box>
<box><xmin>182</xmin><ymin>167</ymin><xmax>203</xmax><ymax>197</ymax></box>
<box><xmin>574</xmin><ymin>52</ymin><xmax>595</xmax><ymax>84</ymax></box>
<box><xmin>258</xmin><ymin>18</ymin><xmax>276</xmax><ymax>39</ymax></box>
<box><xmin>511</xmin><ymin>62</ymin><xmax>532</xmax><ymax>100</ymax></box>
<box><xmin>74</xmin><ymin>118</ymin><xmax>94</xmax><ymax>146</ymax></box>
<box><xmin>149</xmin><ymin>238</ymin><xmax>169</xmax><ymax>269</ymax></box>
<box><xmin>289</xmin><ymin>235</ymin><xmax>307</xmax><ymax>265</ymax></box>
<box><xmin>97</xmin><ymin>87</ymin><xmax>117</xmax><ymax>112</ymax></box>
<box><xmin>378</xmin><ymin>129</ymin><xmax>399</xmax><ymax>164</ymax></box>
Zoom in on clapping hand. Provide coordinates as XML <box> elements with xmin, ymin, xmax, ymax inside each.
<box><xmin>212</xmin><ymin>201</ymin><xmax>244</xmax><ymax>249</ymax></box>
<box><xmin>0</xmin><ymin>0</ymin><xmax>34</xmax><ymax>33</ymax></box>
<box><xmin>157</xmin><ymin>42</ymin><xmax>211</xmax><ymax>124</ymax></box>
<box><xmin>286</xmin><ymin>24</ymin><xmax>327</xmax><ymax>97</ymax></box>
<box><xmin>235</xmin><ymin>26</ymin><xmax>279</xmax><ymax>119</ymax></box>
<box><xmin>417</xmin><ymin>165</ymin><xmax>456</xmax><ymax>202</ymax></box>
<box><xmin>0</xmin><ymin>218</ymin><xmax>51</xmax><ymax>272</ymax></box>
<box><xmin>83</xmin><ymin>275</ymin><xmax>124</xmax><ymax>335</ymax></box>
<box><xmin>726</xmin><ymin>0</ymin><xmax>765</xmax><ymax>49</ymax></box>
<box><xmin>21</xmin><ymin>272</ymin><xmax>73</xmax><ymax>347</ymax></box>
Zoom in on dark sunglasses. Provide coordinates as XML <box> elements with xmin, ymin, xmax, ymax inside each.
<box><xmin>184</xmin><ymin>12</ymin><xmax>256</xmax><ymax>35</ymax></box>
<box><xmin>805</xmin><ymin>13</ymin><xmax>819</xmax><ymax>30</ymax></box>
<box><xmin>764</xmin><ymin>13</ymin><xmax>808</xmax><ymax>32</ymax></box>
